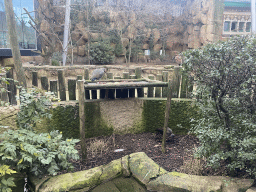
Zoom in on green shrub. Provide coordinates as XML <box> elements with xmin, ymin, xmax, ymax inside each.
<box><xmin>89</xmin><ymin>42</ymin><xmax>114</xmax><ymax>64</ymax></box>
<box><xmin>182</xmin><ymin>35</ymin><xmax>256</xmax><ymax>178</ymax></box>
<box><xmin>0</xmin><ymin>165</ymin><xmax>16</xmax><ymax>191</ymax></box>
<box><xmin>0</xmin><ymin>129</ymin><xmax>79</xmax><ymax>177</ymax></box>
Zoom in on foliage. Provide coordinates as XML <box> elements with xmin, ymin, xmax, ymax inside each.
<box><xmin>47</xmin><ymin>105</ymin><xmax>80</xmax><ymax>139</ymax></box>
<box><xmin>0</xmin><ymin>129</ymin><xmax>79</xmax><ymax>177</ymax></box>
<box><xmin>114</xmin><ymin>43</ymin><xmax>123</xmax><ymax>57</ymax></box>
<box><xmin>16</xmin><ymin>88</ymin><xmax>54</xmax><ymax>131</ymax></box>
<box><xmin>0</xmin><ymin>165</ymin><xmax>16</xmax><ymax>192</ymax></box>
<box><xmin>89</xmin><ymin>42</ymin><xmax>114</xmax><ymax>64</ymax></box>
<box><xmin>182</xmin><ymin>35</ymin><xmax>256</xmax><ymax>178</ymax></box>
<box><xmin>0</xmin><ymin>67</ymin><xmax>17</xmax><ymax>107</ymax></box>
<box><xmin>150</xmin><ymin>50</ymin><xmax>158</xmax><ymax>60</ymax></box>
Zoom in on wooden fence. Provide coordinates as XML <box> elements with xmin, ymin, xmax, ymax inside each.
<box><xmin>0</xmin><ymin>67</ymin><xmax>193</xmax><ymax>105</ymax></box>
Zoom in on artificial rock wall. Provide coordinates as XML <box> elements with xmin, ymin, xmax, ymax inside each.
<box><xmin>37</xmin><ymin>0</ymin><xmax>224</xmax><ymax>64</ymax></box>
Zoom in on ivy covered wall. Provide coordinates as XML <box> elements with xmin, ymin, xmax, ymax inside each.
<box><xmin>45</xmin><ymin>99</ymin><xmax>199</xmax><ymax>139</ymax></box>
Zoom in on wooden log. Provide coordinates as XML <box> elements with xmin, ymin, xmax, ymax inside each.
<box><xmin>115</xmin><ymin>76</ymin><xmax>121</xmax><ymax>98</ymax></box>
<box><xmin>78</xmin><ymin>80</ymin><xmax>87</xmax><ymax>160</ymax></box>
<box><xmin>162</xmin><ymin>80</ymin><xmax>172</xmax><ymax>154</ymax></box>
<box><xmin>155</xmin><ymin>74</ymin><xmax>162</xmax><ymax>97</ymax></box>
<box><xmin>147</xmin><ymin>75</ymin><xmax>154</xmax><ymax>97</ymax></box>
<box><xmin>58</xmin><ymin>69</ymin><xmax>66</xmax><ymax>101</ymax></box>
<box><xmin>135</xmin><ymin>67</ymin><xmax>144</xmax><ymax>97</ymax></box>
<box><xmin>106</xmin><ymin>72</ymin><xmax>115</xmax><ymax>99</ymax></box>
<box><xmin>41</xmin><ymin>76</ymin><xmax>48</xmax><ymax>91</ymax></box>
<box><xmin>6</xmin><ymin>69</ymin><xmax>16</xmax><ymax>105</ymax></box>
<box><xmin>84</xmin><ymin>68</ymin><xmax>89</xmax><ymax>80</ymax></box>
<box><xmin>129</xmin><ymin>75</ymin><xmax>136</xmax><ymax>98</ymax></box>
<box><xmin>32</xmin><ymin>71</ymin><xmax>38</xmax><ymax>87</ymax></box>
<box><xmin>84</xmin><ymin>82</ymin><xmax>168</xmax><ymax>90</ymax></box>
<box><xmin>172</xmin><ymin>67</ymin><xmax>181</xmax><ymax>98</ymax></box>
<box><xmin>162</xmin><ymin>71</ymin><xmax>168</xmax><ymax>97</ymax></box>
<box><xmin>50</xmin><ymin>80</ymin><xmax>58</xmax><ymax>96</ymax></box>
<box><xmin>68</xmin><ymin>79</ymin><xmax>76</xmax><ymax>100</ymax></box>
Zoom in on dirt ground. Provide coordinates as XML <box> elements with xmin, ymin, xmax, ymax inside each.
<box><xmin>59</xmin><ymin>131</ymin><xmax>250</xmax><ymax>179</ymax></box>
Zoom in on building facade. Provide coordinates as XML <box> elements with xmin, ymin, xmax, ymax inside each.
<box><xmin>0</xmin><ymin>0</ymin><xmax>39</xmax><ymax>57</ymax></box>
<box><xmin>222</xmin><ymin>0</ymin><xmax>252</xmax><ymax>39</ymax></box>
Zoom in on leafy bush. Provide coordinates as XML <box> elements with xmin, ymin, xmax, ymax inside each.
<box><xmin>0</xmin><ymin>129</ymin><xmax>79</xmax><ymax>177</ymax></box>
<box><xmin>0</xmin><ymin>88</ymin><xmax>80</xmax><ymax>192</ymax></box>
<box><xmin>89</xmin><ymin>42</ymin><xmax>114</xmax><ymax>64</ymax></box>
<box><xmin>16</xmin><ymin>88</ymin><xmax>54</xmax><ymax>131</ymax></box>
<box><xmin>182</xmin><ymin>35</ymin><xmax>256</xmax><ymax>178</ymax></box>
<box><xmin>0</xmin><ymin>165</ymin><xmax>16</xmax><ymax>191</ymax></box>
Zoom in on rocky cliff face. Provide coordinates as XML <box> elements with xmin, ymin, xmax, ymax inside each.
<box><xmin>37</xmin><ymin>0</ymin><xmax>223</xmax><ymax>64</ymax></box>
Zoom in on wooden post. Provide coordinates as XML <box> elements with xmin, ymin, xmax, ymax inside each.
<box><xmin>41</xmin><ymin>76</ymin><xmax>49</xmax><ymax>91</ymax></box>
<box><xmin>129</xmin><ymin>75</ymin><xmax>136</xmax><ymax>98</ymax></box>
<box><xmin>76</xmin><ymin>76</ymin><xmax>82</xmax><ymax>100</ymax></box>
<box><xmin>68</xmin><ymin>79</ymin><xmax>76</xmax><ymax>100</ymax></box>
<box><xmin>155</xmin><ymin>74</ymin><xmax>162</xmax><ymax>97</ymax></box>
<box><xmin>107</xmin><ymin>72</ymin><xmax>115</xmax><ymax>99</ymax></box>
<box><xmin>6</xmin><ymin>69</ymin><xmax>17</xmax><ymax>105</ymax></box>
<box><xmin>135</xmin><ymin>67</ymin><xmax>144</xmax><ymax>97</ymax></box>
<box><xmin>162</xmin><ymin>80</ymin><xmax>172</xmax><ymax>154</ymax></box>
<box><xmin>32</xmin><ymin>72</ymin><xmax>38</xmax><ymax>87</ymax></box>
<box><xmin>84</xmin><ymin>69</ymin><xmax>90</xmax><ymax>100</ymax></box>
<box><xmin>172</xmin><ymin>67</ymin><xmax>181</xmax><ymax>98</ymax></box>
<box><xmin>115</xmin><ymin>76</ymin><xmax>121</xmax><ymax>98</ymax></box>
<box><xmin>50</xmin><ymin>80</ymin><xmax>58</xmax><ymax>96</ymax></box>
<box><xmin>121</xmin><ymin>72</ymin><xmax>129</xmax><ymax>98</ymax></box>
<box><xmin>78</xmin><ymin>80</ymin><xmax>87</xmax><ymax>160</ymax></box>
<box><xmin>84</xmin><ymin>68</ymin><xmax>89</xmax><ymax>80</ymax></box>
<box><xmin>58</xmin><ymin>69</ymin><xmax>66</xmax><ymax>101</ymax></box>
<box><xmin>147</xmin><ymin>75</ymin><xmax>154</xmax><ymax>97</ymax></box>
<box><xmin>162</xmin><ymin>71</ymin><xmax>168</xmax><ymax>97</ymax></box>
<box><xmin>123</xmin><ymin>72</ymin><xmax>129</xmax><ymax>79</ymax></box>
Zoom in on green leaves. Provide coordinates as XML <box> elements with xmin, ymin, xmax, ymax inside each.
<box><xmin>182</xmin><ymin>35</ymin><xmax>256</xmax><ymax>178</ymax></box>
<box><xmin>0</xmin><ymin>129</ymin><xmax>80</xmax><ymax>178</ymax></box>
<box><xmin>90</xmin><ymin>42</ymin><xmax>114</xmax><ymax>64</ymax></box>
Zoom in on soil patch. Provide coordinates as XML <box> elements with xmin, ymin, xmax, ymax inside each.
<box><xmin>59</xmin><ymin>132</ymin><xmax>224</xmax><ymax>177</ymax></box>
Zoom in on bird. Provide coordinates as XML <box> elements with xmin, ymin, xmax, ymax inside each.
<box><xmin>155</xmin><ymin>127</ymin><xmax>175</xmax><ymax>142</ymax></box>
<box><xmin>91</xmin><ymin>68</ymin><xmax>106</xmax><ymax>81</ymax></box>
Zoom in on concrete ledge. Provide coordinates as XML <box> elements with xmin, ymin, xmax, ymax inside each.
<box><xmin>30</xmin><ymin>152</ymin><xmax>255</xmax><ymax>192</ymax></box>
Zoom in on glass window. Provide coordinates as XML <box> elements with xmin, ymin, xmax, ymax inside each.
<box><xmin>145</xmin><ymin>50</ymin><xmax>150</xmax><ymax>56</ymax></box>
<box><xmin>0</xmin><ymin>0</ymin><xmax>37</xmax><ymax>49</ymax></box>
<box><xmin>224</xmin><ymin>21</ymin><xmax>230</xmax><ymax>32</ymax></box>
<box><xmin>239</xmin><ymin>22</ymin><xmax>245</xmax><ymax>32</ymax></box>
<box><xmin>231</xmin><ymin>22</ymin><xmax>237</xmax><ymax>32</ymax></box>
<box><xmin>246</xmin><ymin>22</ymin><xmax>251</xmax><ymax>32</ymax></box>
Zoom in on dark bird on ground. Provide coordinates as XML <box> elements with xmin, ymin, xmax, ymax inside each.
<box><xmin>155</xmin><ymin>127</ymin><xmax>175</xmax><ymax>142</ymax></box>
<box><xmin>91</xmin><ymin>68</ymin><xmax>106</xmax><ymax>81</ymax></box>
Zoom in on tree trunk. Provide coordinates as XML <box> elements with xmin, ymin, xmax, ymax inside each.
<box><xmin>4</xmin><ymin>0</ymin><xmax>27</xmax><ymax>88</ymax></box>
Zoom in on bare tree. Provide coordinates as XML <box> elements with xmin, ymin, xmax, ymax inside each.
<box><xmin>4</xmin><ymin>0</ymin><xmax>27</xmax><ymax>88</ymax></box>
